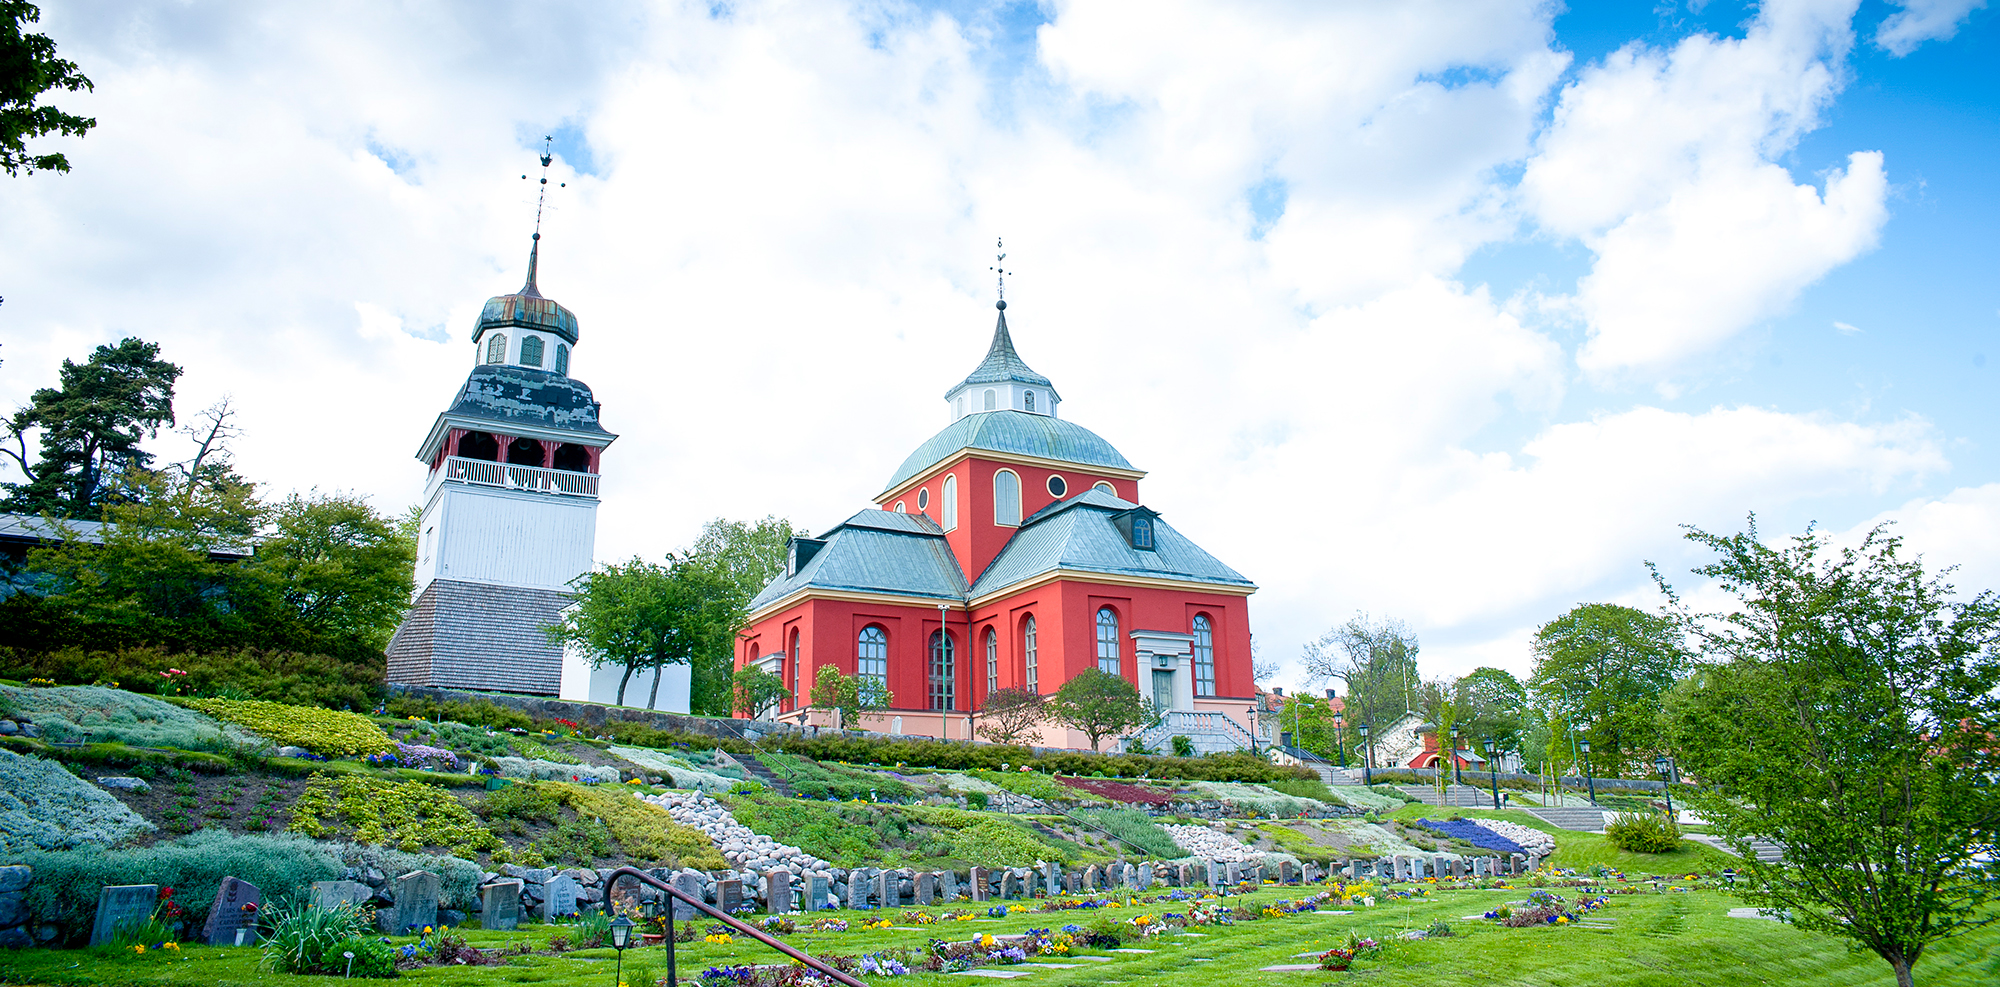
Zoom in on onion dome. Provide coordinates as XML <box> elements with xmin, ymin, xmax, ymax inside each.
<box><xmin>471</xmin><ymin>238</ymin><xmax>579</xmax><ymax>345</ymax></box>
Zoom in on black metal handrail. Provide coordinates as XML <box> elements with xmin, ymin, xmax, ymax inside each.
<box><xmin>596</xmin><ymin>866</ymin><xmax>867</xmax><ymax>987</ymax></box>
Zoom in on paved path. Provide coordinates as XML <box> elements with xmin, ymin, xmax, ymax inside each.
<box><xmin>1684</xmin><ymin>833</ymin><xmax>1785</xmax><ymax>863</ymax></box>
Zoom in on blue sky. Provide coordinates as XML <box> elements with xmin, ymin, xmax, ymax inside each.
<box><xmin>2</xmin><ymin>0</ymin><xmax>1996</xmax><ymax>687</ymax></box>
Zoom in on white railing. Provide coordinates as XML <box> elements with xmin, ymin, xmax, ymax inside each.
<box><xmin>435</xmin><ymin>455</ymin><xmax>598</xmax><ymax>498</ymax></box>
<box><xmin>1125</xmin><ymin>710</ymin><xmax>1258</xmax><ymax>755</ymax></box>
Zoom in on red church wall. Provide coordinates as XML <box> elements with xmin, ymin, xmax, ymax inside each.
<box><xmin>876</xmin><ymin>453</ymin><xmax>1143</xmax><ymax>588</ymax></box>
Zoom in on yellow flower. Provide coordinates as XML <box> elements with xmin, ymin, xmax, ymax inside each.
<box><xmin>132</xmin><ymin>945</ymin><xmax>146</xmax><ymax>955</ymax></box>
<box><xmin>1556</xmin><ymin>915</ymin><xmax>1569</xmax><ymax>924</ymax></box>
<box><xmin>979</xmin><ymin>934</ymin><xmax>995</xmax><ymax>948</ymax></box>
<box><xmin>163</xmin><ymin>942</ymin><xmax>179</xmax><ymax>952</ymax></box>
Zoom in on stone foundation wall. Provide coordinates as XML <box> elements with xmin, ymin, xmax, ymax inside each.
<box><xmin>0</xmin><ymin>865</ymin><xmax>35</xmax><ymax>949</ymax></box>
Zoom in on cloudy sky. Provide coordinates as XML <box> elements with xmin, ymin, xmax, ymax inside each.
<box><xmin>3</xmin><ymin>0</ymin><xmax>1996</xmax><ymax>691</ymax></box>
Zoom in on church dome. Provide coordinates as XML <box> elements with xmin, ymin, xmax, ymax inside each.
<box><xmin>883</xmin><ymin>410</ymin><xmax>1133</xmax><ymax>494</ymax></box>
<box><xmin>473</xmin><ymin>287</ymin><xmax>578</xmax><ymax>345</ymax></box>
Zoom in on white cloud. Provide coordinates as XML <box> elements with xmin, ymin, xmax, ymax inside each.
<box><xmin>1834</xmin><ymin>483</ymin><xmax>2000</xmax><ymax>597</ymax></box>
<box><xmin>1876</xmin><ymin>0</ymin><xmax>1988</xmax><ymax>56</ymax></box>
<box><xmin>1833</xmin><ymin>320</ymin><xmax>1862</xmax><ymax>334</ymax></box>
<box><xmin>1520</xmin><ymin>0</ymin><xmax>1892</xmax><ymax>382</ymax></box>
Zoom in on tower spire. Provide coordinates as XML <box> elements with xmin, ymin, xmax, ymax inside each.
<box><xmin>989</xmin><ymin>237</ymin><xmax>1011</xmax><ymax>311</ymax></box>
<box><xmin>519</xmin><ymin>136</ymin><xmax>564</xmax><ymax>297</ymax></box>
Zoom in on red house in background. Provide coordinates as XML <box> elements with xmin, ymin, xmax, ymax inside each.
<box><xmin>736</xmin><ymin>300</ymin><xmax>1260</xmax><ymax>752</ymax></box>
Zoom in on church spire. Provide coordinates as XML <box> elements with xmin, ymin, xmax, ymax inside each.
<box><xmin>945</xmin><ymin>239</ymin><xmax>1060</xmax><ymax>420</ymax></box>
<box><xmin>519</xmin><ymin>136</ymin><xmax>563</xmax><ymax>298</ymax></box>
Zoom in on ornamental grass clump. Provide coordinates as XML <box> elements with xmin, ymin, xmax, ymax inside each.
<box><xmin>261</xmin><ymin>899</ymin><xmax>383</xmax><ymax>975</ymax></box>
<box><xmin>178</xmin><ymin>698</ymin><xmax>391</xmax><ymax>756</ymax></box>
<box><xmin>1073</xmin><ymin>808</ymin><xmax>1186</xmax><ymax>858</ymax></box>
<box><xmin>0</xmin><ymin>685</ymin><xmax>253</xmax><ymax>750</ymax></box>
<box><xmin>0</xmin><ymin>749</ymin><xmax>155</xmax><ymax>853</ymax></box>
<box><xmin>289</xmin><ymin>773</ymin><xmax>500</xmax><ymax>856</ymax></box>
<box><xmin>1605</xmin><ymin>811</ymin><xmax>1683</xmax><ymax>853</ymax></box>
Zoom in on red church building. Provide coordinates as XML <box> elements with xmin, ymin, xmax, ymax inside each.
<box><xmin>736</xmin><ymin>298</ymin><xmax>1261</xmax><ymax>752</ymax></box>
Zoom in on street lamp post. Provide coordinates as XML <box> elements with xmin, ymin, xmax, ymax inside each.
<box><xmin>1247</xmin><ymin>706</ymin><xmax>1260</xmax><ymax>754</ymax></box>
<box><xmin>1655</xmin><ymin>755</ymin><xmax>1676</xmax><ymax>820</ymax></box>
<box><xmin>1334</xmin><ymin>713</ymin><xmax>1347</xmax><ymax>767</ymax></box>
<box><xmin>1484</xmin><ymin>738</ymin><xmax>1501</xmax><ymax>810</ymax></box>
<box><xmin>1579</xmin><ymin>738</ymin><xmax>1597</xmax><ymax>806</ymax></box>
<box><xmin>610</xmin><ymin>914</ymin><xmax>634</xmax><ymax>987</ymax></box>
<box><xmin>1450</xmin><ymin>726</ymin><xmax>1463</xmax><ymax>787</ymax></box>
<box><xmin>1358</xmin><ymin>723</ymin><xmax>1372</xmax><ymax>786</ymax></box>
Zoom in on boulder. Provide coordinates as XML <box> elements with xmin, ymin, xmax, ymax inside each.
<box><xmin>275</xmin><ymin>746</ymin><xmax>312</xmax><ymax>758</ymax></box>
<box><xmin>0</xmin><ymin>867</ymin><xmax>30</xmax><ymax>895</ymax></box>
<box><xmin>96</xmin><ymin>777</ymin><xmax>151</xmax><ymax>793</ymax></box>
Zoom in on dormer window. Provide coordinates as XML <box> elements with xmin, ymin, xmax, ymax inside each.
<box><xmin>1130</xmin><ymin>516</ymin><xmax>1154</xmax><ymax>549</ymax></box>
<box><xmin>1025</xmin><ymin>390</ymin><xmax>1035</xmax><ymax>411</ymax></box>
<box><xmin>520</xmin><ymin>335</ymin><xmax>545</xmax><ymax>367</ymax></box>
<box><xmin>1112</xmin><ymin>506</ymin><xmax>1160</xmax><ymax>551</ymax></box>
<box><xmin>484</xmin><ymin>333</ymin><xmax>507</xmax><ymax>364</ymax></box>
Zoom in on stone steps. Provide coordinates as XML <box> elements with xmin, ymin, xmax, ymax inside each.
<box><xmin>734</xmin><ymin>752</ymin><xmax>797</xmax><ymax>798</ymax></box>
<box><xmin>1525</xmin><ymin>806</ymin><xmax>1612</xmax><ymax>831</ymax></box>
<box><xmin>1395</xmin><ymin>784</ymin><xmax>1506</xmax><ymax>808</ymax></box>
<box><xmin>1684</xmin><ymin>833</ymin><xmax>1785</xmax><ymax>864</ymax></box>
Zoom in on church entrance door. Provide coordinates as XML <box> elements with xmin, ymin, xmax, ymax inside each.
<box><xmin>1152</xmin><ymin>669</ymin><xmax>1174</xmax><ymax>711</ymax></box>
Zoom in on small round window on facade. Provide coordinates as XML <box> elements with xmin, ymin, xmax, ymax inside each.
<box><xmin>917</xmin><ymin>487</ymin><xmax>930</xmax><ymax>511</ymax></box>
<box><xmin>1046</xmin><ymin>475</ymin><xmax>1067</xmax><ymax>497</ymax></box>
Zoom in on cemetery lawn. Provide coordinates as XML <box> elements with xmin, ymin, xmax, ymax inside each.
<box><xmin>4</xmin><ymin>887</ymin><xmax>1997</xmax><ymax>987</ymax></box>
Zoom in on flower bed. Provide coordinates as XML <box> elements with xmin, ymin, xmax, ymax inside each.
<box><xmin>177</xmin><ymin>698</ymin><xmax>391</xmax><ymax>756</ymax></box>
<box><xmin>1414</xmin><ymin>817</ymin><xmax>1528</xmax><ymax>855</ymax></box>
<box><xmin>1056</xmin><ymin>776</ymin><xmax>1177</xmax><ymax>805</ymax></box>
<box><xmin>288</xmin><ymin>773</ymin><xmax>501</xmax><ymax>856</ymax></box>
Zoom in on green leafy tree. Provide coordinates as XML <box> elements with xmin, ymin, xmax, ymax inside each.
<box><xmin>1</xmin><ymin>1</ymin><xmax>95</xmax><ymax>176</ymax></box>
<box><xmin>1046</xmin><ymin>668</ymin><xmax>1157</xmax><ymax>752</ymax></box>
<box><xmin>3</xmin><ymin>337</ymin><xmax>182</xmax><ymax>516</ymax></box>
<box><xmin>1658</xmin><ymin>519</ymin><xmax>2000</xmax><ymax>987</ymax></box>
<box><xmin>1302</xmin><ymin>612</ymin><xmax>1420</xmax><ymax>753</ymax></box>
<box><xmin>684</xmin><ymin>516</ymin><xmax>802</xmax><ymax>716</ymax></box>
<box><xmin>806</xmin><ymin>664</ymin><xmax>890</xmax><ymax>729</ymax></box>
<box><xmin>248</xmin><ymin>492</ymin><xmax>415</xmax><ymax>660</ymax></box>
<box><xmin>1452</xmin><ymin>666</ymin><xmax>1528</xmax><ymax>755</ymax></box>
<box><xmin>548</xmin><ymin>556</ymin><xmax>737</xmax><ymax>708</ymax></box>
<box><xmin>730</xmin><ymin>665</ymin><xmax>790</xmax><ymax>719</ymax></box>
<box><xmin>1272</xmin><ymin>692</ymin><xmax>1340</xmax><ymax>759</ymax></box>
<box><xmin>976</xmin><ymin>687</ymin><xmax>1044</xmax><ymax>745</ymax></box>
<box><xmin>1528</xmin><ymin>602</ymin><xmax>1687</xmax><ymax>777</ymax></box>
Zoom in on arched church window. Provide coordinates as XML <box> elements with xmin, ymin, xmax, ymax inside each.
<box><xmin>484</xmin><ymin>333</ymin><xmax>507</xmax><ymax>364</ymax></box>
<box><xmin>983</xmin><ymin>389</ymin><xmax>996</xmax><ymax>411</ymax></box>
<box><xmin>1192</xmin><ymin>614</ymin><xmax>1216</xmax><ymax>698</ymax></box>
<box><xmin>1093</xmin><ymin>481</ymin><xmax>1115</xmax><ymax>496</ymax></box>
<box><xmin>1023</xmin><ymin>615</ymin><xmax>1038</xmax><ymax>693</ymax></box>
<box><xmin>789</xmin><ymin>630</ymin><xmax>801</xmax><ymax>711</ymax></box>
<box><xmin>985</xmin><ymin>627</ymin><xmax>998</xmax><ymax>697</ymax></box>
<box><xmin>1024</xmin><ymin>390</ymin><xmax>1035</xmax><ymax>411</ymax></box>
<box><xmin>941</xmin><ymin>475</ymin><xmax>957</xmax><ymax>530</ymax></box>
<box><xmin>506</xmin><ymin>437</ymin><xmax>545</xmax><ymax>466</ymax></box>
<box><xmin>894</xmin><ymin>501</ymin><xmax>907</xmax><ymax>513</ymax></box>
<box><xmin>1096</xmin><ymin>607</ymin><xmax>1121</xmax><ymax>676</ymax></box>
<box><xmin>928</xmin><ymin>630</ymin><xmax>956</xmax><ymax>711</ymax></box>
<box><xmin>552</xmin><ymin>443</ymin><xmax>591</xmax><ymax>473</ymax></box>
<box><xmin>857</xmin><ymin>626</ymin><xmax>888</xmax><ymax>698</ymax></box>
<box><xmin>457</xmin><ymin>432</ymin><xmax>499</xmax><ymax>462</ymax></box>
<box><xmin>520</xmin><ymin>335</ymin><xmax>545</xmax><ymax>367</ymax></box>
<box><xmin>993</xmin><ymin>470</ymin><xmax>1021</xmax><ymax>526</ymax></box>
<box><xmin>554</xmin><ymin>342</ymin><xmax>570</xmax><ymax>375</ymax></box>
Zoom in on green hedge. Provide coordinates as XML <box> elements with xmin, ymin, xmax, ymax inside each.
<box><xmin>0</xmin><ymin>646</ymin><xmax>383</xmax><ymax>711</ymax></box>
<box><xmin>20</xmin><ymin>830</ymin><xmax>344</xmax><ymax>941</ymax></box>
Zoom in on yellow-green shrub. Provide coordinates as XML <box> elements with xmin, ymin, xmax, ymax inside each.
<box><xmin>547</xmin><ymin>783</ymin><xmax>724</xmax><ymax>869</ymax></box>
<box><xmin>289</xmin><ymin>773</ymin><xmax>499</xmax><ymax>857</ymax></box>
<box><xmin>178</xmin><ymin>698</ymin><xmax>391</xmax><ymax>756</ymax></box>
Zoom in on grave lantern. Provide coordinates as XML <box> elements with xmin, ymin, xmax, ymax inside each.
<box><xmin>1484</xmin><ymin>738</ymin><xmax>1501</xmax><ymax>810</ymax></box>
<box><xmin>1358</xmin><ymin>723</ymin><xmax>1372</xmax><ymax>786</ymax></box>
<box><xmin>610</xmin><ymin>914</ymin><xmax>634</xmax><ymax>987</ymax></box>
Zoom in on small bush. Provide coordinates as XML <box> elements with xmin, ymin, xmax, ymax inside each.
<box><xmin>548</xmin><ymin>782</ymin><xmax>724</xmax><ymax>868</ymax></box>
<box><xmin>1263</xmin><ymin>777</ymin><xmax>1338</xmax><ymax>803</ymax></box>
<box><xmin>0</xmin><ymin>685</ymin><xmax>254</xmax><ymax>749</ymax></box>
<box><xmin>1171</xmin><ymin>735</ymin><xmax>1195</xmax><ymax>758</ymax></box>
<box><xmin>755</xmin><ymin>752</ymin><xmax>914</xmax><ymax>801</ymax></box>
<box><xmin>0</xmin><ymin>646</ymin><xmax>384</xmax><ymax>711</ymax></box>
<box><xmin>1605</xmin><ymin>811</ymin><xmax>1682</xmax><ymax>853</ymax></box>
<box><xmin>385</xmin><ymin>696</ymin><xmax>534</xmax><ymax>731</ymax></box>
<box><xmin>177</xmin><ymin>698</ymin><xmax>391</xmax><ymax>756</ymax></box>
<box><xmin>0</xmin><ymin>749</ymin><xmax>156</xmax><ymax>853</ymax></box>
<box><xmin>478</xmin><ymin>783</ymin><xmax>561</xmax><ymax>823</ymax></box>
<box><xmin>24</xmin><ymin>830</ymin><xmax>344</xmax><ymax>938</ymax></box>
<box><xmin>322</xmin><ymin>935</ymin><xmax>397</xmax><ymax>978</ymax></box>
<box><xmin>493</xmin><ymin>756</ymin><xmax>618</xmax><ymax>783</ymax></box>
<box><xmin>1073</xmin><ymin>808</ymin><xmax>1185</xmax><ymax>858</ymax></box>
<box><xmin>288</xmin><ymin>773</ymin><xmax>500</xmax><ymax>856</ymax></box>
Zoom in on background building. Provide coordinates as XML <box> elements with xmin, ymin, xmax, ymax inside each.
<box><xmin>737</xmin><ymin>300</ymin><xmax>1259</xmax><ymax>751</ymax></box>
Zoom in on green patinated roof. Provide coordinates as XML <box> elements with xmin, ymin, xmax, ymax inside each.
<box><xmin>970</xmin><ymin>488</ymin><xmax>1254</xmax><ymax>596</ymax></box>
<box><xmin>883</xmin><ymin>411</ymin><xmax>1135</xmax><ymax>494</ymax></box>
<box><xmin>748</xmin><ymin>510</ymin><xmax>968</xmax><ymax>612</ymax></box>
<box><xmin>946</xmin><ymin>310</ymin><xmax>1052</xmax><ymax>395</ymax></box>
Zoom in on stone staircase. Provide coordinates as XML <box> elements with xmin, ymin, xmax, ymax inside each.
<box><xmin>1685</xmin><ymin>833</ymin><xmax>1785</xmax><ymax>864</ymax></box>
<box><xmin>1122</xmin><ymin>710</ymin><xmax>1259</xmax><ymax>755</ymax></box>
<box><xmin>732</xmin><ymin>752</ymin><xmax>796</xmax><ymax>798</ymax></box>
<box><xmin>1395</xmin><ymin>784</ymin><xmax>1508</xmax><ymax>808</ymax></box>
<box><xmin>1526</xmin><ymin>806</ymin><xmax>1613</xmax><ymax>831</ymax></box>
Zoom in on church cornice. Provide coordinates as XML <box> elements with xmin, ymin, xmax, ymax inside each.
<box><xmin>876</xmin><ymin>447</ymin><xmax>1146</xmax><ymax>505</ymax></box>
<box><xmin>742</xmin><ymin>586</ymin><xmax>968</xmax><ymax>627</ymax></box>
<box><xmin>966</xmin><ymin>567</ymin><xmax>1257</xmax><ymax>609</ymax></box>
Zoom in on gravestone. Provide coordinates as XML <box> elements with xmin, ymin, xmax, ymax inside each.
<box><xmin>717</xmin><ymin>879</ymin><xmax>744</xmax><ymax>915</ymax></box>
<box><xmin>201</xmin><ymin>877</ymin><xmax>261</xmax><ymax>947</ymax></box>
<box><xmin>999</xmin><ymin>871</ymin><xmax>1019</xmax><ymax>900</ymax></box>
<box><xmin>969</xmin><ymin>867</ymin><xmax>989</xmax><ymax>902</ymax></box>
<box><xmin>1042</xmin><ymin>863</ymin><xmax>1061</xmax><ymax>896</ymax></box>
<box><xmin>870</xmin><ymin>871</ymin><xmax>891</xmax><ymax>909</ymax></box>
<box><xmin>804</xmin><ymin>874</ymin><xmax>829</xmax><ymax>912</ymax></box>
<box><xmin>610</xmin><ymin>873</ymin><xmax>644</xmax><ymax>917</ymax></box>
<box><xmin>767</xmin><ymin>869</ymin><xmax>792</xmax><ymax>914</ymax></box>
<box><xmin>481</xmin><ymin>880</ymin><xmax>524</xmax><ymax>931</ymax></box>
<box><xmin>1278</xmin><ymin>861</ymin><xmax>1297</xmax><ymax>885</ymax></box>
<box><xmin>1136</xmin><ymin>863</ymin><xmax>1153</xmax><ymax>888</ymax></box>
<box><xmin>311</xmin><ymin>880</ymin><xmax>373</xmax><ymax>911</ymax></box>
<box><xmin>1082</xmin><ymin>865</ymin><xmax>1101</xmax><ymax>892</ymax></box>
<box><xmin>1433</xmin><ymin>856</ymin><xmax>1450</xmax><ymax>880</ymax></box>
<box><xmin>914</xmin><ymin>872</ymin><xmax>936</xmax><ymax>906</ymax></box>
<box><xmin>847</xmin><ymin>873</ymin><xmax>869</xmax><ymax>910</ymax></box>
<box><xmin>90</xmin><ymin>884</ymin><xmax>158</xmax><ymax>947</ymax></box>
<box><xmin>1471</xmin><ymin>858</ymin><xmax>1489</xmax><ymax>878</ymax></box>
<box><xmin>385</xmin><ymin>871</ymin><xmax>440</xmax><ymax>935</ymax></box>
<box><xmin>1300</xmin><ymin>863</ymin><xmax>1315</xmax><ymax>884</ymax></box>
<box><xmin>1176</xmin><ymin>864</ymin><xmax>1194</xmax><ymax>887</ymax></box>
<box><xmin>1224</xmin><ymin>862</ymin><xmax>1242</xmax><ymax>885</ymax></box>
<box><xmin>673</xmin><ymin>872</ymin><xmax>704</xmax><ymax>920</ymax></box>
<box><xmin>1023</xmin><ymin>871</ymin><xmax>1039</xmax><ymax>898</ymax></box>
<box><xmin>1451</xmin><ymin>858</ymin><xmax>1466</xmax><ymax>880</ymax></box>
<box><xmin>1207</xmin><ymin>861</ymin><xmax>1224</xmax><ymax>890</ymax></box>
<box><xmin>940</xmin><ymin>871</ymin><xmax>959</xmax><ymax>902</ymax></box>
<box><xmin>538</xmin><ymin>874</ymin><xmax>579</xmax><ymax>924</ymax></box>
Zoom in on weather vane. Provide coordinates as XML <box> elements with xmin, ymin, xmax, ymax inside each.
<box><xmin>989</xmin><ymin>237</ymin><xmax>1011</xmax><ymax>309</ymax></box>
<box><xmin>517</xmin><ymin>136</ymin><xmax>566</xmax><ymax>293</ymax></box>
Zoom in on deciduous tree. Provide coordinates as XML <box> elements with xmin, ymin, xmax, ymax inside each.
<box><xmin>1302</xmin><ymin>612</ymin><xmax>1420</xmax><ymax>752</ymax></box>
<box><xmin>731</xmin><ymin>665</ymin><xmax>790</xmax><ymax>719</ymax></box>
<box><xmin>250</xmin><ymin>492</ymin><xmax>415</xmax><ymax>659</ymax></box>
<box><xmin>976</xmin><ymin>687</ymin><xmax>1044</xmax><ymax>745</ymax></box>
<box><xmin>683</xmin><ymin>515</ymin><xmax>802</xmax><ymax>716</ymax></box>
<box><xmin>1046</xmin><ymin>668</ymin><xmax>1156</xmax><ymax>752</ymax></box>
<box><xmin>549</xmin><ymin>556</ymin><xmax>737</xmax><ymax>708</ymax></box>
<box><xmin>1659</xmin><ymin>519</ymin><xmax>2000</xmax><ymax>987</ymax></box>
<box><xmin>1528</xmin><ymin>602</ymin><xmax>1686</xmax><ymax>777</ymax></box>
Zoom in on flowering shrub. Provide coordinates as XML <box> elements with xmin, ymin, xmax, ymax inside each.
<box><xmin>1056</xmin><ymin>776</ymin><xmax>1178</xmax><ymax>805</ymax></box>
<box><xmin>288</xmin><ymin>773</ymin><xmax>501</xmax><ymax>855</ymax></box>
<box><xmin>492</xmin><ymin>756</ymin><xmax>619</xmax><ymax>783</ymax></box>
<box><xmin>0</xmin><ymin>749</ymin><xmax>155</xmax><ymax>853</ymax></box>
<box><xmin>392</xmin><ymin>742</ymin><xmax>463</xmax><ymax>772</ymax></box>
<box><xmin>178</xmin><ymin>697</ymin><xmax>391</xmax><ymax>756</ymax></box>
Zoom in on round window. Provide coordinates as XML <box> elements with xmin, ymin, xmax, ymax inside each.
<box><xmin>1046</xmin><ymin>475</ymin><xmax>1068</xmax><ymax>497</ymax></box>
<box><xmin>917</xmin><ymin>488</ymin><xmax>930</xmax><ymax>510</ymax></box>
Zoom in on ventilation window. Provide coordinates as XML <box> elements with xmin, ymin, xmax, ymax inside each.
<box><xmin>484</xmin><ymin>333</ymin><xmax>507</xmax><ymax>364</ymax></box>
<box><xmin>1024</xmin><ymin>391</ymin><xmax>1035</xmax><ymax>411</ymax></box>
<box><xmin>554</xmin><ymin>342</ymin><xmax>570</xmax><ymax>375</ymax></box>
<box><xmin>520</xmin><ymin>335</ymin><xmax>545</xmax><ymax>367</ymax></box>
<box><xmin>983</xmin><ymin>389</ymin><xmax>996</xmax><ymax>410</ymax></box>
<box><xmin>1046</xmin><ymin>475</ymin><xmax>1067</xmax><ymax>498</ymax></box>
<box><xmin>1093</xmin><ymin>481</ymin><xmax>1115</xmax><ymax>495</ymax></box>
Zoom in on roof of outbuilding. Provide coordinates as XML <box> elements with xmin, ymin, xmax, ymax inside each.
<box><xmin>444</xmin><ymin>364</ymin><xmax>610</xmax><ymax>436</ymax></box>
<box><xmin>883</xmin><ymin>411</ymin><xmax>1135</xmax><ymax>495</ymax></box>
<box><xmin>946</xmin><ymin>310</ymin><xmax>1052</xmax><ymax>395</ymax></box>
<box><xmin>970</xmin><ymin>488</ymin><xmax>1254</xmax><ymax>596</ymax></box>
<box><xmin>748</xmin><ymin>509</ymin><xmax>968</xmax><ymax>612</ymax></box>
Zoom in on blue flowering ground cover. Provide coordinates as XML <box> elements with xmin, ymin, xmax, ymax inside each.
<box><xmin>1414</xmin><ymin>818</ymin><xmax>1527</xmax><ymax>856</ymax></box>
